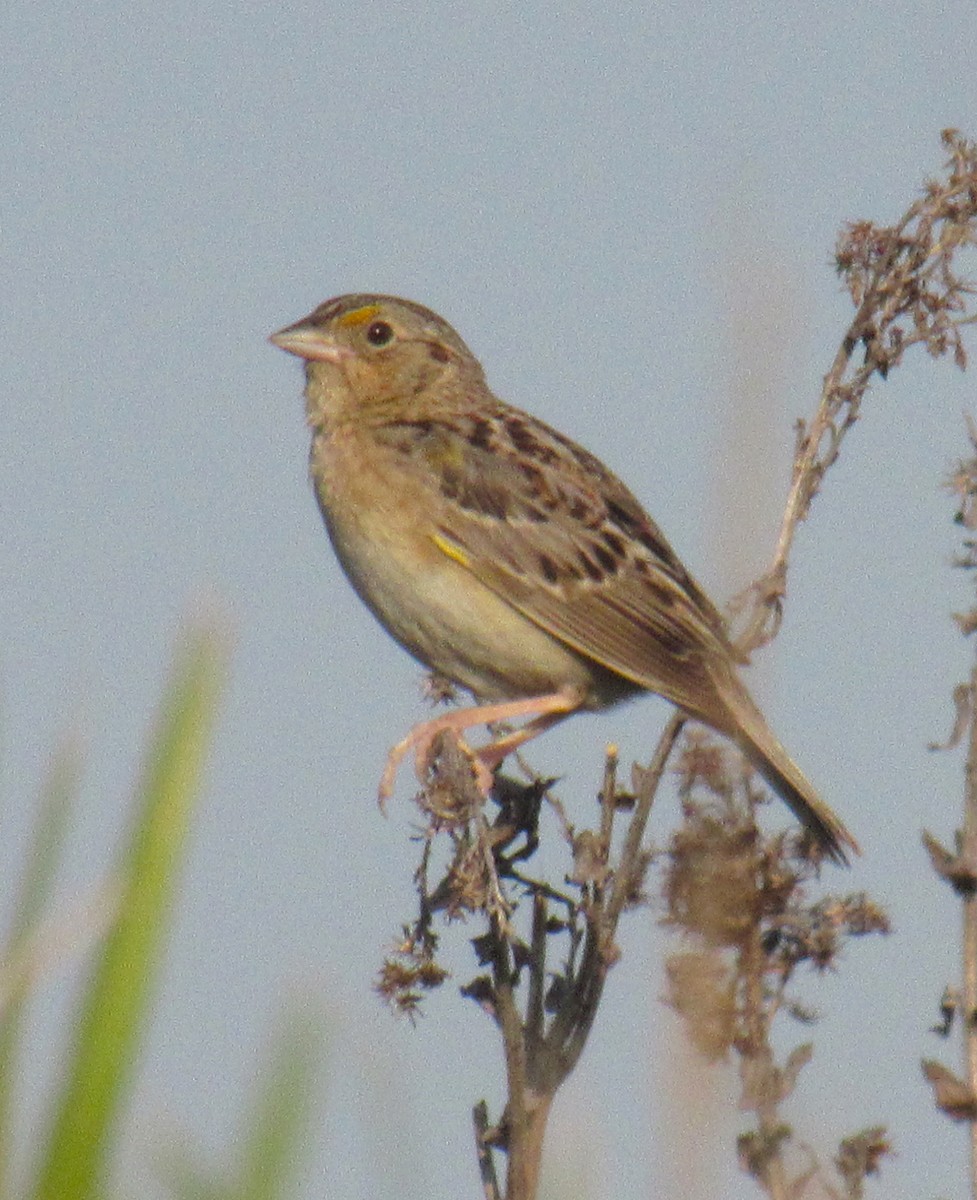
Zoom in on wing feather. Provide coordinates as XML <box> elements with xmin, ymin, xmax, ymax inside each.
<box><xmin>377</xmin><ymin>409</ymin><xmax>743</xmax><ymax>727</ymax></box>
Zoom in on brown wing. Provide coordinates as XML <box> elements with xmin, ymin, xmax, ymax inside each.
<box><xmin>376</xmin><ymin>404</ymin><xmax>858</xmax><ymax>862</ymax></box>
<box><xmin>377</xmin><ymin>404</ymin><xmax>744</xmax><ymax>727</ymax></box>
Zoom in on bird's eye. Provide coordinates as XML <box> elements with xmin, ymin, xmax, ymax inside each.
<box><xmin>366</xmin><ymin>320</ymin><xmax>394</xmax><ymax>346</ymax></box>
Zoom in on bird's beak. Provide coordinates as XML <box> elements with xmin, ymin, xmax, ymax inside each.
<box><xmin>268</xmin><ymin>323</ymin><xmax>351</xmax><ymax>364</ymax></box>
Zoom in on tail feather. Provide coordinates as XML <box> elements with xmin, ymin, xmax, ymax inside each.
<box><xmin>714</xmin><ymin>678</ymin><xmax>859</xmax><ymax>865</ymax></box>
<box><xmin>738</xmin><ymin>726</ymin><xmax>859</xmax><ymax>865</ymax></box>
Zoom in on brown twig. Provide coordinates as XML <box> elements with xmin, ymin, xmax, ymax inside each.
<box><xmin>735</xmin><ymin>128</ymin><xmax>977</xmax><ymax>656</ymax></box>
<box><xmin>925</xmin><ymin>420</ymin><xmax>977</xmax><ymax>1198</ymax></box>
<box><xmin>605</xmin><ymin>716</ymin><xmax>684</xmax><ymax>934</ymax></box>
<box><xmin>473</xmin><ymin>1100</ymin><xmax>501</xmax><ymax>1200</ymax></box>
<box><xmin>663</xmin><ymin>755</ymin><xmax>891</xmax><ymax>1197</ymax></box>
<box><xmin>964</xmin><ymin>656</ymin><xmax>977</xmax><ymax>1193</ymax></box>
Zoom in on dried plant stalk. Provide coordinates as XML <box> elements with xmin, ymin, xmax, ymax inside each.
<box><xmin>925</xmin><ymin>418</ymin><xmax>977</xmax><ymax>1200</ymax></box>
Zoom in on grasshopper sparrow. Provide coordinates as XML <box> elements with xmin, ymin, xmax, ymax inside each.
<box><xmin>270</xmin><ymin>294</ymin><xmax>858</xmax><ymax>864</ymax></box>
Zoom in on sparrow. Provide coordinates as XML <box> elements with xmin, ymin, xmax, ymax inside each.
<box><xmin>270</xmin><ymin>294</ymin><xmax>858</xmax><ymax>863</ymax></box>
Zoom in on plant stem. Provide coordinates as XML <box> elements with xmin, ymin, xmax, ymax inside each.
<box><xmin>963</xmin><ymin>656</ymin><xmax>977</xmax><ymax>1200</ymax></box>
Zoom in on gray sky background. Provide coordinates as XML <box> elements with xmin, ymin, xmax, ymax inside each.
<box><xmin>3</xmin><ymin>2</ymin><xmax>977</xmax><ymax>1197</ymax></box>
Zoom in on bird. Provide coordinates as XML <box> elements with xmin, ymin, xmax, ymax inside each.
<box><xmin>269</xmin><ymin>293</ymin><xmax>858</xmax><ymax>864</ymax></box>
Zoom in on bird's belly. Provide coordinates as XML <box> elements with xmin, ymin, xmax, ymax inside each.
<box><xmin>323</xmin><ymin>498</ymin><xmax>621</xmax><ymax>706</ymax></box>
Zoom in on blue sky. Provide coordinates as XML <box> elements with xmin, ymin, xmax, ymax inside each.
<box><xmin>3</xmin><ymin>2</ymin><xmax>977</xmax><ymax>1196</ymax></box>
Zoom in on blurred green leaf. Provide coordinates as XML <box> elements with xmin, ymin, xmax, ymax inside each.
<box><xmin>159</xmin><ymin>1001</ymin><xmax>326</xmax><ymax>1200</ymax></box>
<box><xmin>157</xmin><ymin>1156</ymin><xmax>232</xmax><ymax>1200</ymax></box>
<box><xmin>0</xmin><ymin>737</ymin><xmax>81</xmax><ymax>1200</ymax></box>
<box><xmin>30</xmin><ymin>623</ymin><xmax>227</xmax><ymax>1200</ymax></box>
<box><xmin>237</xmin><ymin>1004</ymin><xmax>325</xmax><ymax>1200</ymax></box>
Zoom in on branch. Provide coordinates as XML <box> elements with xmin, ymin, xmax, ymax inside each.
<box><xmin>735</xmin><ymin>128</ymin><xmax>977</xmax><ymax>655</ymax></box>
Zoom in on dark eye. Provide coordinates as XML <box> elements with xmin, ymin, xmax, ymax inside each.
<box><xmin>366</xmin><ymin>320</ymin><xmax>394</xmax><ymax>346</ymax></box>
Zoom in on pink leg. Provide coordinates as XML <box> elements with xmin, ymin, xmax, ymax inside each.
<box><xmin>378</xmin><ymin>688</ymin><xmax>584</xmax><ymax>802</ymax></box>
<box><xmin>472</xmin><ymin>709</ymin><xmax>574</xmax><ymax>773</ymax></box>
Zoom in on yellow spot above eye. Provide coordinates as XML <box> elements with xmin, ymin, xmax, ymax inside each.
<box><xmin>338</xmin><ymin>304</ymin><xmax>382</xmax><ymax>328</ymax></box>
<box><xmin>432</xmin><ymin>532</ymin><xmax>471</xmax><ymax>568</ymax></box>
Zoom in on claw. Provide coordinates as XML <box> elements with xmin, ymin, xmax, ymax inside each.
<box><xmin>374</xmin><ymin>688</ymin><xmax>583</xmax><ymax>809</ymax></box>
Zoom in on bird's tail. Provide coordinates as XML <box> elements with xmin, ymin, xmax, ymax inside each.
<box><xmin>713</xmin><ymin>674</ymin><xmax>859</xmax><ymax>865</ymax></box>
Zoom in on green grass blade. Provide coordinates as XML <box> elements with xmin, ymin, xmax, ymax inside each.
<box><xmin>0</xmin><ymin>737</ymin><xmax>81</xmax><ymax>1200</ymax></box>
<box><xmin>157</xmin><ymin>1154</ymin><xmax>233</xmax><ymax>1200</ymax></box>
<box><xmin>158</xmin><ymin>1003</ymin><xmax>325</xmax><ymax>1200</ymax></box>
<box><xmin>236</xmin><ymin>1004</ymin><xmax>325</xmax><ymax>1200</ymax></box>
<box><xmin>30</xmin><ymin>623</ymin><xmax>227</xmax><ymax>1200</ymax></box>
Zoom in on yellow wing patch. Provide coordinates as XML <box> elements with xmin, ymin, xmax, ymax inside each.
<box><xmin>338</xmin><ymin>304</ymin><xmax>382</xmax><ymax>328</ymax></box>
<box><xmin>431</xmin><ymin>532</ymin><xmax>471</xmax><ymax>568</ymax></box>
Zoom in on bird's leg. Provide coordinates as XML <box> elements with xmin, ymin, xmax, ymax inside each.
<box><xmin>473</xmin><ymin>709</ymin><xmax>575</xmax><ymax>774</ymax></box>
<box><xmin>378</xmin><ymin>688</ymin><xmax>584</xmax><ymax>804</ymax></box>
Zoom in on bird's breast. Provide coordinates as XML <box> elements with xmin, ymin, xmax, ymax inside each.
<box><xmin>309</xmin><ymin>428</ymin><xmax>631</xmax><ymax>707</ymax></box>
